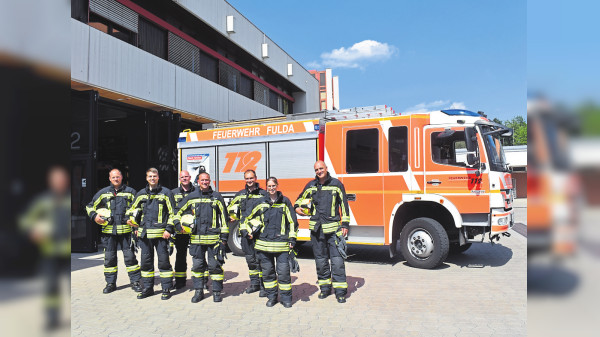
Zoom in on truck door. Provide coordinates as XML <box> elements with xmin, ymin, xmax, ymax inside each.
<box><xmin>423</xmin><ymin>126</ymin><xmax>489</xmax><ymax>213</ymax></box>
<box><xmin>340</xmin><ymin>124</ymin><xmax>385</xmax><ymax>228</ymax></box>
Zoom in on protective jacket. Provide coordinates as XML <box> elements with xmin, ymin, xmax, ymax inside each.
<box><xmin>174</xmin><ymin>187</ymin><xmax>228</xmax><ymax>245</ymax></box>
<box><xmin>172</xmin><ymin>184</ymin><xmax>195</xmax><ymax>209</ymax></box>
<box><xmin>244</xmin><ymin>192</ymin><xmax>298</xmax><ymax>253</ymax></box>
<box><xmin>86</xmin><ymin>185</ymin><xmax>137</xmax><ymax>235</ymax></box>
<box><xmin>227</xmin><ymin>183</ymin><xmax>268</xmax><ymax>237</ymax></box>
<box><xmin>127</xmin><ymin>184</ymin><xmax>175</xmax><ymax>238</ymax></box>
<box><xmin>294</xmin><ymin>172</ymin><xmax>350</xmax><ymax>234</ymax></box>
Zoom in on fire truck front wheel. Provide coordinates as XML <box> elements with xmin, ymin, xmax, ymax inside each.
<box><xmin>400</xmin><ymin>217</ymin><xmax>449</xmax><ymax>269</ymax></box>
<box><xmin>227</xmin><ymin>221</ymin><xmax>244</xmax><ymax>256</ymax></box>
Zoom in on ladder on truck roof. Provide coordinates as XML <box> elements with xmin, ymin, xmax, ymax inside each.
<box><xmin>201</xmin><ymin>105</ymin><xmax>398</xmax><ymax>130</ymax></box>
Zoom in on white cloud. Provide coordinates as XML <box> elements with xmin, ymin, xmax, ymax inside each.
<box><xmin>309</xmin><ymin>40</ymin><xmax>397</xmax><ymax>69</ymax></box>
<box><xmin>403</xmin><ymin>100</ymin><xmax>467</xmax><ymax>113</ymax></box>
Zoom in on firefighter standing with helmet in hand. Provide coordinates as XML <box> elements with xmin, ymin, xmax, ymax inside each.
<box><xmin>126</xmin><ymin>168</ymin><xmax>176</xmax><ymax>300</ymax></box>
<box><xmin>173</xmin><ymin>172</ymin><xmax>229</xmax><ymax>303</ymax></box>
<box><xmin>295</xmin><ymin>161</ymin><xmax>350</xmax><ymax>303</ymax></box>
<box><xmin>243</xmin><ymin>177</ymin><xmax>298</xmax><ymax>308</ymax></box>
<box><xmin>86</xmin><ymin>169</ymin><xmax>141</xmax><ymax>294</ymax></box>
<box><xmin>227</xmin><ymin>169</ymin><xmax>268</xmax><ymax>296</ymax></box>
<box><xmin>171</xmin><ymin>170</ymin><xmax>195</xmax><ymax>290</ymax></box>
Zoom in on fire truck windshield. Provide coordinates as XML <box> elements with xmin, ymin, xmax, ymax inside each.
<box><xmin>480</xmin><ymin>125</ymin><xmax>509</xmax><ymax>172</ymax></box>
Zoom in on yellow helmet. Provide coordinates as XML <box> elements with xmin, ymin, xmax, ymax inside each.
<box><xmin>180</xmin><ymin>214</ymin><xmax>195</xmax><ymax>234</ymax></box>
<box><xmin>298</xmin><ymin>199</ymin><xmax>312</xmax><ymax>215</ymax></box>
<box><xmin>228</xmin><ymin>204</ymin><xmax>240</xmax><ymax>220</ymax></box>
<box><xmin>96</xmin><ymin>208</ymin><xmax>111</xmax><ymax>225</ymax></box>
<box><xmin>247</xmin><ymin>218</ymin><xmax>262</xmax><ymax>233</ymax></box>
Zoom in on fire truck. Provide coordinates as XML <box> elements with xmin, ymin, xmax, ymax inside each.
<box><xmin>177</xmin><ymin>105</ymin><xmax>515</xmax><ymax>269</ymax></box>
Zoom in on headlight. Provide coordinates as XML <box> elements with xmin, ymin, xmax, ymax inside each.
<box><xmin>497</xmin><ymin>217</ymin><xmax>508</xmax><ymax>226</ymax></box>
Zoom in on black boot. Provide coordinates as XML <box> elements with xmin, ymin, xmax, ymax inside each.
<box><xmin>266</xmin><ymin>297</ymin><xmax>278</xmax><ymax>307</ymax></box>
<box><xmin>318</xmin><ymin>289</ymin><xmax>331</xmax><ymax>299</ymax></box>
<box><xmin>245</xmin><ymin>284</ymin><xmax>260</xmax><ymax>294</ymax></box>
<box><xmin>137</xmin><ymin>288</ymin><xmax>153</xmax><ymax>299</ymax></box>
<box><xmin>191</xmin><ymin>289</ymin><xmax>204</xmax><ymax>303</ymax></box>
<box><xmin>161</xmin><ymin>289</ymin><xmax>171</xmax><ymax>300</ymax></box>
<box><xmin>103</xmin><ymin>283</ymin><xmax>116</xmax><ymax>294</ymax></box>
<box><xmin>131</xmin><ymin>281</ymin><xmax>142</xmax><ymax>293</ymax></box>
<box><xmin>213</xmin><ymin>291</ymin><xmax>222</xmax><ymax>302</ymax></box>
<box><xmin>282</xmin><ymin>301</ymin><xmax>292</xmax><ymax>308</ymax></box>
<box><xmin>336</xmin><ymin>295</ymin><xmax>346</xmax><ymax>303</ymax></box>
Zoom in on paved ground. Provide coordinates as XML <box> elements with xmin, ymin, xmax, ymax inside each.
<box><xmin>72</xmin><ymin>202</ymin><xmax>527</xmax><ymax>337</ymax></box>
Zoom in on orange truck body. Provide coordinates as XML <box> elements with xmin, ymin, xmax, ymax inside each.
<box><xmin>178</xmin><ymin>106</ymin><xmax>515</xmax><ymax>268</ymax></box>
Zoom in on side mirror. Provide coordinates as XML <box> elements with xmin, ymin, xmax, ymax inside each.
<box><xmin>465</xmin><ymin>127</ymin><xmax>479</xmax><ymax>166</ymax></box>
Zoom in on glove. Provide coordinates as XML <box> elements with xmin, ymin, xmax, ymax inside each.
<box><xmin>335</xmin><ymin>233</ymin><xmax>348</xmax><ymax>260</ymax></box>
<box><xmin>130</xmin><ymin>236</ymin><xmax>138</xmax><ymax>254</ymax></box>
<box><xmin>214</xmin><ymin>241</ymin><xmax>227</xmax><ymax>266</ymax></box>
<box><xmin>288</xmin><ymin>249</ymin><xmax>300</xmax><ymax>273</ymax></box>
<box><xmin>168</xmin><ymin>237</ymin><xmax>175</xmax><ymax>256</ymax></box>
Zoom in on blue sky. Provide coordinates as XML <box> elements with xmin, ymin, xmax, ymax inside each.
<box><xmin>227</xmin><ymin>0</ymin><xmax>526</xmax><ymax>121</ymax></box>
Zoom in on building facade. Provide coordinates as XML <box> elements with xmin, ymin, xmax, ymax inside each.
<box><xmin>71</xmin><ymin>0</ymin><xmax>319</xmax><ymax>251</ymax></box>
<box><xmin>309</xmin><ymin>69</ymin><xmax>339</xmax><ymax>111</ymax></box>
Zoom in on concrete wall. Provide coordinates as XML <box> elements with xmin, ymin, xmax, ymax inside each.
<box><xmin>72</xmin><ymin>19</ymin><xmax>281</xmax><ymax>122</ymax></box>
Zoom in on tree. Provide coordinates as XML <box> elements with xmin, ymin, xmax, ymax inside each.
<box><xmin>491</xmin><ymin>116</ymin><xmax>527</xmax><ymax>146</ymax></box>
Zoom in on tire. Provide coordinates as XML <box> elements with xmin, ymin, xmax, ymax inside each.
<box><xmin>227</xmin><ymin>221</ymin><xmax>244</xmax><ymax>256</ymax></box>
<box><xmin>449</xmin><ymin>242</ymin><xmax>472</xmax><ymax>255</ymax></box>
<box><xmin>399</xmin><ymin>217</ymin><xmax>449</xmax><ymax>269</ymax></box>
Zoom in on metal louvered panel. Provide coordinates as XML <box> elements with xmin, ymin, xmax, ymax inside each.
<box><xmin>218</xmin><ymin>60</ymin><xmax>241</xmax><ymax>93</ymax></box>
<box><xmin>90</xmin><ymin>0</ymin><xmax>138</xmax><ymax>33</ymax></box>
<box><xmin>254</xmin><ymin>81</ymin><xmax>269</xmax><ymax>106</ymax></box>
<box><xmin>168</xmin><ymin>32</ymin><xmax>200</xmax><ymax>74</ymax></box>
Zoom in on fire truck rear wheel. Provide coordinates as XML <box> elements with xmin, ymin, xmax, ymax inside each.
<box><xmin>400</xmin><ymin>217</ymin><xmax>449</xmax><ymax>269</ymax></box>
<box><xmin>227</xmin><ymin>221</ymin><xmax>244</xmax><ymax>256</ymax></box>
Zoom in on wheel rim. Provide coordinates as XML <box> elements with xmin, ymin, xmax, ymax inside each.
<box><xmin>232</xmin><ymin>224</ymin><xmax>242</xmax><ymax>251</ymax></box>
<box><xmin>407</xmin><ymin>228</ymin><xmax>434</xmax><ymax>260</ymax></box>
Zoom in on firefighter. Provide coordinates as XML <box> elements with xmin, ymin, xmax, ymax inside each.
<box><xmin>227</xmin><ymin>169</ymin><xmax>268</xmax><ymax>296</ymax></box>
<box><xmin>19</xmin><ymin>166</ymin><xmax>71</xmax><ymax>330</ymax></box>
<box><xmin>170</xmin><ymin>170</ymin><xmax>195</xmax><ymax>290</ymax></box>
<box><xmin>295</xmin><ymin>161</ymin><xmax>350</xmax><ymax>303</ymax></box>
<box><xmin>126</xmin><ymin>168</ymin><xmax>176</xmax><ymax>300</ymax></box>
<box><xmin>173</xmin><ymin>172</ymin><xmax>229</xmax><ymax>303</ymax></box>
<box><xmin>86</xmin><ymin>169</ymin><xmax>141</xmax><ymax>294</ymax></box>
<box><xmin>243</xmin><ymin>177</ymin><xmax>298</xmax><ymax>308</ymax></box>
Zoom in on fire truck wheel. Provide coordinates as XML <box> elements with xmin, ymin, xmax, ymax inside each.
<box><xmin>400</xmin><ymin>217</ymin><xmax>449</xmax><ymax>269</ymax></box>
<box><xmin>227</xmin><ymin>221</ymin><xmax>244</xmax><ymax>256</ymax></box>
<box><xmin>449</xmin><ymin>242</ymin><xmax>472</xmax><ymax>255</ymax></box>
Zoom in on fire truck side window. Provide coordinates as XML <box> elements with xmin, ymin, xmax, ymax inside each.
<box><xmin>389</xmin><ymin>126</ymin><xmax>408</xmax><ymax>172</ymax></box>
<box><xmin>346</xmin><ymin>128</ymin><xmax>379</xmax><ymax>173</ymax></box>
<box><xmin>431</xmin><ymin>131</ymin><xmax>468</xmax><ymax>167</ymax></box>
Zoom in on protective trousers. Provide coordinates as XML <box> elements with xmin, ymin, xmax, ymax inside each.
<box><xmin>190</xmin><ymin>244</ymin><xmax>223</xmax><ymax>292</ymax></box>
<box><xmin>102</xmin><ymin>233</ymin><xmax>141</xmax><ymax>284</ymax></box>
<box><xmin>139</xmin><ymin>237</ymin><xmax>173</xmax><ymax>291</ymax></box>
<box><xmin>257</xmin><ymin>250</ymin><xmax>292</xmax><ymax>303</ymax></box>
<box><xmin>174</xmin><ymin>234</ymin><xmax>189</xmax><ymax>285</ymax></box>
<box><xmin>311</xmin><ymin>229</ymin><xmax>348</xmax><ymax>296</ymax></box>
<box><xmin>241</xmin><ymin>236</ymin><xmax>263</xmax><ymax>289</ymax></box>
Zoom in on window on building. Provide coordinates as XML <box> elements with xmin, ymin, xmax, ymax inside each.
<box><xmin>239</xmin><ymin>75</ymin><xmax>253</xmax><ymax>99</ymax></box>
<box><xmin>138</xmin><ymin>17</ymin><xmax>167</xmax><ymax>59</ymax></box>
<box><xmin>346</xmin><ymin>129</ymin><xmax>379</xmax><ymax>173</ymax></box>
<box><xmin>89</xmin><ymin>12</ymin><xmax>136</xmax><ymax>45</ymax></box>
<box><xmin>269</xmin><ymin>90</ymin><xmax>279</xmax><ymax>110</ymax></box>
<box><xmin>219</xmin><ymin>61</ymin><xmax>241</xmax><ymax>92</ymax></box>
<box><xmin>319</xmin><ymin>72</ymin><xmax>326</xmax><ymax>86</ymax></box>
<box><xmin>431</xmin><ymin>130</ymin><xmax>468</xmax><ymax>167</ymax></box>
<box><xmin>389</xmin><ymin>126</ymin><xmax>408</xmax><ymax>172</ymax></box>
<box><xmin>199</xmin><ymin>51</ymin><xmax>218</xmax><ymax>83</ymax></box>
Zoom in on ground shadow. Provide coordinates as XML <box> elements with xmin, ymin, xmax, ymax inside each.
<box><xmin>528</xmin><ymin>263</ymin><xmax>580</xmax><ymax>296</ymax></box>
<box><xmin>291</xmin><ymin>282</ymin><xmax>319</xmax><ymax>305</ymax></box>
<box><xmin>71</xmin><ymin>253</ymin><xmax>104</xmax><ymax>272</ymax></box>
<box><xmin>346</xmin><ymin>275</ymin><xmax>365</xmax><ymax>298</ymax></box>
<box><xmin>445</xmin><ymin>243</ymin><xmax>514</xmax><ymax>268</ymax></box>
